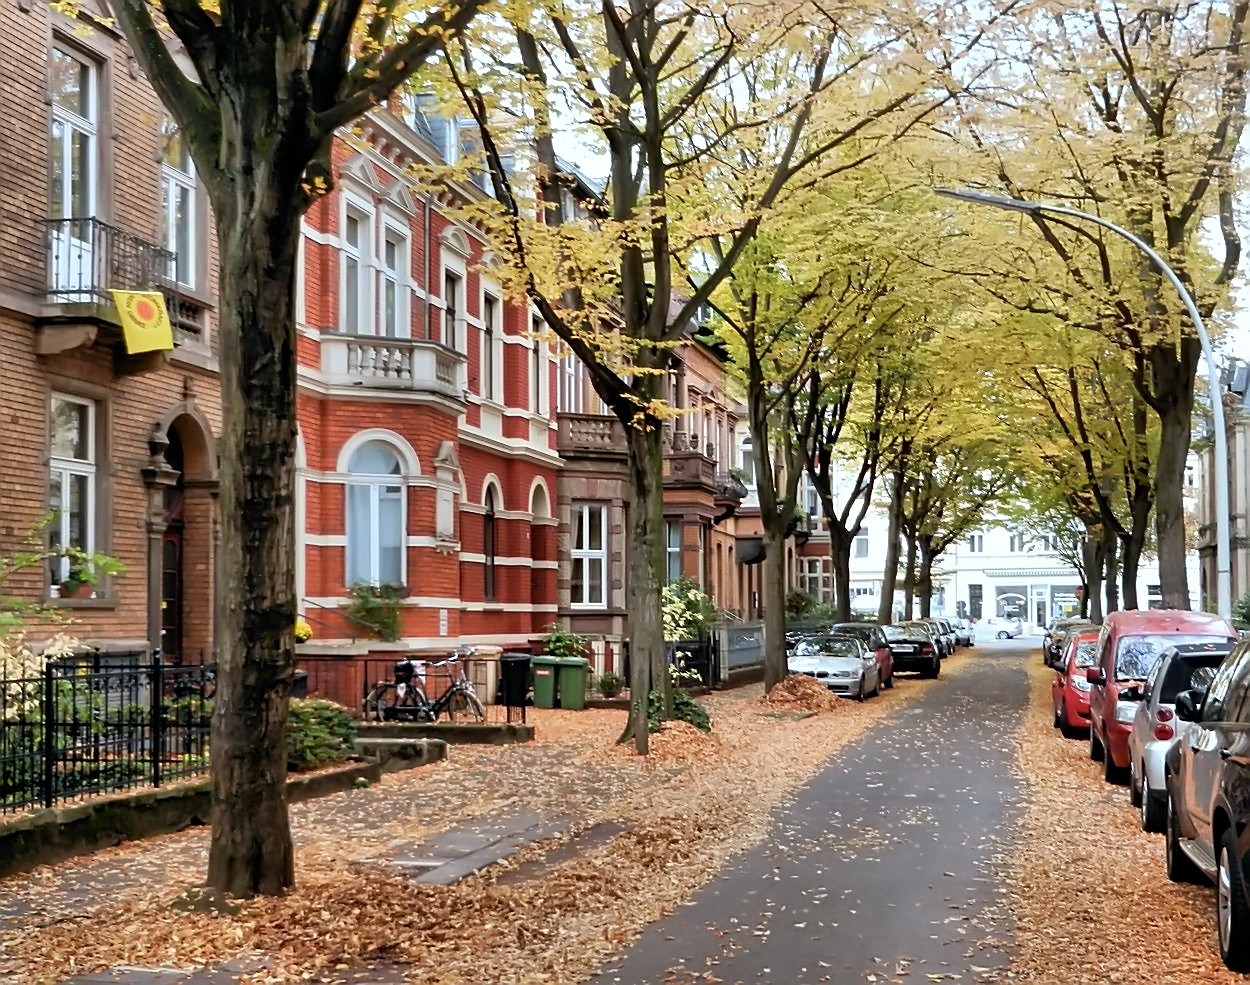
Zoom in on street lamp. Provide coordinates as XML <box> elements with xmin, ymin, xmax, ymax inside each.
<box><xmin>934</xmin><ymin>186</ymin><xmax>1232</xmax><ymax>620</ymax></box>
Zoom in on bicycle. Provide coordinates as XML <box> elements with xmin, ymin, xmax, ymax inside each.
<box><xmin>363</xmin><ymin>646</ymin><xmax>485</xmax><ymax>723</ymax></box>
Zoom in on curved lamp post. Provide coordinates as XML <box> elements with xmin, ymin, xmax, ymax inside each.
<box><xmin>934</xmin><ymin>186</ymin><xmax>1231</xmax><ymax>620</ymax></box>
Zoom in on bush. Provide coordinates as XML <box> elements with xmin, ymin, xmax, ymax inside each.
<box><xmin>597</xmin><ymin>672</ymin><xmax>625</xmax><ymax>698</ymax></box>
<box><xmin>542</xmin><ymin>623</ymin><xmax>589</xmax><ymax>658</ymax></box>
<box><xmin>785</xmin><ymin>588</ymin><xmax>815</xmax><ymax>619</ymax></box>
<box><xmin>647</xmin><ymin>688</ymin><xmax>711</xmax><ymax>733</ymax></box>
<box><xmin>286</xmin><ymin>698</ymin><xmax>358</xmax><ymax>771</ymax></box>
<box><xmin>661</xmin><ymin>577</ymin><xmax>717</xmax><ymax>640</ymax></box>
<box><xmin>345</xmin><ymin>583</ymin><xmax>406</xmax><ymax>641</ymax></box>
<box><xmin>1234</xmin><ymin>591</ymin><xmax>1250</xmax><ymax>631</ymax></box>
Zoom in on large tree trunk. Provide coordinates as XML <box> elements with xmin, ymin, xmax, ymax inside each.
<box><xmin>917</xmin><ymin>540</ymin><xmax>935</xmax><ymax>618</ymax></box>
<box><xmin>1104</xmin><ymin>532</ymin><xmax>1121</xmax><ymax>615</ymax></box>
<box><xmin>622</xmin><ymin>423</ymin><xmax>668</xmax><ymax>751</ymax></box>
<box><xmin>1084</xmin><ymin>530</ymin><xmax>1105</xmax><ymax>623</ymax></box>
<box><xmin>902</xmin><ymin>532</ymin><xmax>918</xmax><ymax>618</ymax></box>
<box><xmin>762</xmin><ymin>523</ymin><xmax>789</xmax><ymax>689</ymax></box>
<box><xmin>828</xmin><ymin>524</ymin><xmax>852</xmax><ymax>622</ymax></box>
<box><xmin>877</xmin><ymin>465</ymin><xmax>907</xmax><ymax>624</ymax></box>
<box><xmin>206</xmin><ymin>180</ymin><xmax>304</xmax><ymax>898</ymax></box>
<box><xmin>1155</xmin><ymin>395</ymin><xmax>1195</xmax><ymax>609</ymax></box>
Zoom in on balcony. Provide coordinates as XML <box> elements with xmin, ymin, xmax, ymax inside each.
<box><xmin>37</xmin><ymin>217</ymin><xmax>204</xmax><ymax>373</ymax></box>
<box><xmin>318</xmin><ymin>333</ymin><xmax>466</xmax><ymax>402</ymax></box>
<box><xmin>557</xmin><ymin>413</ymin><xmax>627</xmax><ymax>457</ymax></box>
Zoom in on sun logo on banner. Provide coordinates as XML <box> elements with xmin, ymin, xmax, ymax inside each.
<box><xmin>109</xmin><ymin>290</ymin><xmax>175</xmax><ymax>354</ymax></box>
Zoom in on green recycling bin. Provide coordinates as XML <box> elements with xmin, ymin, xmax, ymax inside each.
<box><xmin>532</xmin><ymin>655</ymin><xmax>560</xmax><ymax>709</ymax></box>
<box><xmin>557</xmin><ymin>656</ymin><xmax>589</xmax><ymax>710</ymax></box>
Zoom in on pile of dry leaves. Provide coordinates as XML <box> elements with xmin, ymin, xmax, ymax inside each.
<box><xmin>759</xmin><ymin>673</ymin><xmax>844</xmax><ymax>712</ymax></box>
<box><xmin>644</xmin><ymin>719</ymin><xmax>719</xmax><ymax>761</ymax></box>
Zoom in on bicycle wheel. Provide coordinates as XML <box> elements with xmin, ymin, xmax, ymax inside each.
<box><xmin>446</xmin><ymin>688</ymin><xmax>485</xmax><ymax>723</ymax></box>
<box><xmin>366</xmin><ymin>683</ymin><xmax>397</xmax><ymax>722</ymax></box>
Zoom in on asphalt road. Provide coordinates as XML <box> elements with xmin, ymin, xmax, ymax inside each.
<box><xmin>593</xmin><ymin>641</ymin><xmax>1031</xmax><ymax>985</ymax></box>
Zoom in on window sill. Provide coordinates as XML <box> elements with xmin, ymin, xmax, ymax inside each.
<box><xmin>47</xmin><ymin>595</ymin><xmax>118</xmax><ymax>610</ymax></box>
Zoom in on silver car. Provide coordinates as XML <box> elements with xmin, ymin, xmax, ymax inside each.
<box><xmin>788</xmin><ymin>634</ymin><xmax>880</xmax><ymax>700</ymax></box>
<box><xmin>1127</xmin><ymin>641</ymin><xmax>1229</xmax><ymax>832</ymax></box>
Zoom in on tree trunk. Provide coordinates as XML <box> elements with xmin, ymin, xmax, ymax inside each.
<box><xmin>1155</xmin><ymin>397</ymin><xmax>1194</xmax><ymax>609</ymax></box>
<box><xmin>829</xmin><ymin>525</ymin><xmax>852</xmax><ymax>622</ymax></box>
<box><xmin>1084</xmin><ymin>531</ymin><xmax>1105</xmax><ymax>623</ymax></box>
<box><xmin>762</xmin><ymin>523</ymin><xmax>789</xmax><ymax>689</ymax></box>
<box><xmin>1104</xmin><ymin>532</ymin><xmax>1121</xmax><ymax>615</ymax></box>
<box><xmin>877</xmin><ymin>466</ymin><xmax>906</xmax><ymax>624</ymax></box>
<box><xmin>622</xmin><ymin>426</ymin><xmax>668</xmax><ymax>752</ymax></box>
<box><xmin>917</xmin><ymin>540</ymin><xmax>935</xmax><ymax>618</ymax></box>
<box><xmin>902</xmin><ymin>532</ymin><xmax>918</xmax><ymax>619</ymax></box>
<box><xmin>205</xmin><ymin>184</ymin><xmax>304</xmax><ymax>898</ymax></box>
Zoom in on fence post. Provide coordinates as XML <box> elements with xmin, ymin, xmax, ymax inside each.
<box><xmin>150</xmin><ymin>653</ymin><xmax>163</xmax><ymax>788</ymax></box>
<box><xmin>42</xmin><ymin>664</ymin><xmax>55</xmax><ymax>809</ymax></box>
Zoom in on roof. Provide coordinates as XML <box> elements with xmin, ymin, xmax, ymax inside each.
<box><xmin>1102</xmin><ymin>608</ymin><xmax>1236</xmax><ymax>635</ymax></box>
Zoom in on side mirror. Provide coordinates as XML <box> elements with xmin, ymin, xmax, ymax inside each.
<box><xmin>1175</xmin><ymin>689</ymin><xmax>1207</xmax><ymax>722</ymax></box>
<box><xmin>1086</xmin><ymin>667</ymin><xmax>1106</xmax><ymax>686</ymax></box>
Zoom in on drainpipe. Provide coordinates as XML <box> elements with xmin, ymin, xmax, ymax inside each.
<box><xmin>423</xmin><ymin>194</ymin><xmax>433</xmax><ymax>340</ymax></box>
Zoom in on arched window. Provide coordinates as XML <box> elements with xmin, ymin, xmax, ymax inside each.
<box><xmin>345</xmin><ymin>441</ymin><xmax>404</xmax><ymax>586</ymax></box>
<box><xmin>484</xmin><ymin>488</ymin><xmax>497</xmax><ymax>601</ymax></box>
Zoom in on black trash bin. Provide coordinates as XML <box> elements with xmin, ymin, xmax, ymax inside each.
<box><xmin>291</xmin><ymin>670</ymin><xmax>309</xmax><ymax>699</ymax></box>
<box><xmin>500</xmin><ymin>652</ymin><xmax>532</xmax><ymax>723</ymax></box>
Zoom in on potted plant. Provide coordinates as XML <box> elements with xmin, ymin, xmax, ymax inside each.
<box><xmin>294</xmin><ymin>617</ymin><xmax>314</xmax><ymax>644</ymax></box>
<box><xmin>597</xmin><ymin>671</ymin><xmax>625</xmax><ymax>698</ymax></box>
<box><xmin>542</xmin><ymin>623</ymin><xmax>589</xmax><ymax>659</ymax></box>
<box><xmin>57</xmin><ymin>548</ymin><xmax>124</xmax><ymax>600</ymax></box>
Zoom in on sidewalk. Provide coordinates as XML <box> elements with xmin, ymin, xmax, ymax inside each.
<box><xmin>0</xmin><ymin>675</ymin><xmax>935</xmax><ymax>984</ymax></box>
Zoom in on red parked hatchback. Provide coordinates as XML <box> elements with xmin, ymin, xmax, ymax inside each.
<box><xmin>1086</xmin><ymin>608</ymin><xmax>1237</xmax><ymax>784</ymax></box>
<box><xmin>1051</xmin><ymin>629</ymin><xmax>1100</xmax><ymax>738</ymax></box>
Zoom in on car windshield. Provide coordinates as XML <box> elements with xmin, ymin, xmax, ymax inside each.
<box><xmin>1115</xmin><ymin>635</ymin><xmax>1232</xmax><ymax>681</ymax></box>
<box><xmin>885</xmin><ymin>625</ymin><xmax>929</xmax><ymax>642</ymax></box>
<box><xmin>832</xmin><ymin>624</ymin><xmax>875</xmax><ymax>644</ymax></box>
<box><xmin>1157</xmin><ymin>654</ymin><xmax>1228</xmax><ymax>703</ymax></box>
<box><xmin>1071</xmin><ymin>641</ymin><xmax>1098</xmax><ymax>668</ymax></box>
<box><xmin>793</xmin><ymin>637</ymin><xmax>861</xmax><ymax>657</ymax></box>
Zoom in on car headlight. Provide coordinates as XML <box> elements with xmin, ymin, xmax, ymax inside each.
<box><xmin>833</xmin><ymin>670</ymin><xmax>854</xmax><ymax>678</ymax></box>
<box><xmin>1071</xmin><ymin>676</ymin><xmax>1091</xmax><ymax>693</ymax></box>
<box><xmin>1115</xmin><ymin>701</ymin><xmax>1139</xmax><ymax>724</ymax></box>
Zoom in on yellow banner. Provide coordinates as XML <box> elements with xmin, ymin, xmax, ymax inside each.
<box><xmin>110</xmin><ymin>290</ymin><xmax>175</xmax><ymax>354</ymax></box>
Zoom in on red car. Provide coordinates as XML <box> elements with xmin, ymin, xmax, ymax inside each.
<box><xmin>1086</xmin><ymin>608</ymin><xmax>1238</xmax><ymax>784</ymax></box>
<box><xmin>1051</xmin><ymin>629</ymin><xmax>1100</xmax><ymax>738</ymax></box>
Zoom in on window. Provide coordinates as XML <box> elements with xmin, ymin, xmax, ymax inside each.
<box><xmin>160</xmin><ymin>121</ymin><xmax>196</xmax><ymax>288</ymax></box>
<box><xmin>482</xmin><ymin>293</ymin><xmax>499</xmax><ymax>401</ymax></box>
<box><xmin>665</xmin><ymin>521</ymin><xmax>682</xmax><ymax>583</ymax></box>
<box><xmin>530</xmin><ymin>318</ymin><xmax>546</xmax><ymax>414</ymax></box>
<box><xmin>739</xmin><ymin>437</ymin><xmax>755</xmax><ymax>486</ymax></box>
<box><xmin>342</xmin><ymin>210</ymin><xmax>370</xmax><ymax>333</ymax></box>
<box><xmin>1009</xmin><ymin>532</ymin><xmax>1027</xmax><ymax>552</ymax></box>
<box><xmin>443</xmin><ymin>271</ymin><xmax>460</xmax><ymax>350</ymax></box>
<box><xmin>483</xmin><ymin>489</ymin><xmax>497</xmax><ymax>601</ymax></box>
<box><xmin>799</xmin><ymin>557</ymin><xmax>832</xmax><ymax>603</ymax></box>
<box><xmin>48</xmin><ymin>394</ymin><xmax>96</xmax><ymax>591</ymax></box>
<box><xmin>854</xmin><ymin>534</ymin><xmax>869</xmax><ymax>558</ymax></box>
<box><xmin>345</xmin><ymin>442</ymin><xmax>404</xmax><ymax>586</ymax></box>
<box><xmin>570</xmin><ymin>504</ymin><xmax>607</xmax><ymax>607</ymax></box>
<box><xmin>49</xmin><ymin>47</ymin><xmax>97</xmax><ymax>295</ymax></box>
<box><xmin>380</xmin><ymin>227</ymin><xmax>406</xmax><ymax>337</ymax></box>
<box><xmin>966</xmin><ymin>534</ymin><xmax>983</xmax><ymax>552</ymax></box>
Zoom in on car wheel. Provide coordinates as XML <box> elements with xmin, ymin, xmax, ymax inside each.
<box><xmin>1217</xmin><ymin>829</ymin><xmax>1250</xmax><ymax>971</ymax></box>
<box><xmin>1129</xmin><ymin>759</ymin><xmax>1143</xmax><ymax>807</ymax></box>
<box><xmin>1165</xmin><ymin>790</ymin><xmax>1204</xmax><ymax>884</ymax></box>
<box><xmin>1053</xmin><ymin>704</ymin><xmax>1062</xmax><ymax>729</ymax></box>
<box><xmin>1141</xmin><ymin>773</ymin><xmax>1165</xmax><ymax>833</ymax></box>
<box><xmin>856</xmin><ymin>678</ymin><xmax>866</xmax><ymax>701</ymax></box>
<box><xmin>997</xmin><ymin>631</ymin><xmax>1009</xmax><ymax>640</ymax></box>
<box><xmin>1103</xmin><ymin>744</ymin><xmax>1127</xmax><ymax>785</ymax></box>
<box><xmin>1089</xmin><ymin>726</ymin><xmax>1104</xmax><ymax>762</ymax></box>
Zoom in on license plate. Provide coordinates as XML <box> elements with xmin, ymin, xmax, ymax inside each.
<box><xmin>894</xmin><ymin>645</ymin><xmax>915</xmax><ymax>653</ymax></box>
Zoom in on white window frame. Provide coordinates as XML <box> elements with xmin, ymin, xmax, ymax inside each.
<box><xmin>443</xmin><ymin>269</ymin><xmax>462</xmax><ymax>352</ymax></box>
<box><xmin>967</xmin><ymin>533</ymin><xmax>984</xmax><ymax>553</ymax></box>
<box><xmin>341</xmin><ymin>199</ymin><xmax>372</xmax><ymax>334</ymax></box>
<box><xmin>160</xmin><ymin>121</ymin><xmax>196</xmax><ymax>288</ymax></box>
<box><xmin>49</xmin><ymin>46</ymin><xmax>97</xmax><ymax>221</ymax></box>
<box><xmin>739</xmin><ymin>437</ymin><xmax>756</xmax><ymax>487</ymax></box>
<box><xmin>48</xmin><ymin>393</ymin><xmax>97</xmax><ymax>590</ymax></box>
<box><xmin>665</xmin><ymin>520</ymin><xmax>682</xmax><ymax>583</ymax></box>
<box><xmin>482</xmin><ymin>291</ymin><xmax>501</xmax><ymax>402</ymax></box>
<box><xmin>1009</xmin><ymin>532</ymin><xmax>1027</xmax><ymax>553</ymax></box>
<box><xmin>378</xmin><ymin>223</ymin><xmax>409</xmax><ymax>337</ymax></box>
<box><xmin>570</xmin><ymin>503</ymin><xmax>607</xmax><ymax>608</ymax></box>
<box><xmin>345</xmin><ymin>443</ymin><xmax>406</xmax><ymax>587</ymax></box>
<box><xmin>854</xmin><ymin>533</ymin><xmax>869</xmax><ymax>558</ymax></box>
<box><xmin>530</xmin><ymin>318</ymin><xmax>548</xmax><ymax>415</ymax></box>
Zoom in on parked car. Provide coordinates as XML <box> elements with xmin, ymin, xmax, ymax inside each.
<box><xmin>902</xmin><ymin>619</ymin><xmax>951</xmax><ymax>657</ymax></box>
<box><xmin>1051</xmin><ymin>630</ymin><xmax>1101</xmax><ymax>739</ymax></box>
<box><xmin>829</xmin><ymin>622</ymin><xmax>894</xmax><ymax>690</ymax></box>
<box><xmin>883</xmin><ymin>623</ymin><xmax>941</xmax><ymax>678</ymax></box>
<box><xmin>981</xmin><ymin>616</ymin><xmax>1024</xmax><ymax>639</ymax></box>
<box><xmin>1127</xmin><ymin>642</ymin><xmax>1229</xmax><ymax>832</ymax></box>
<box><xmin>935</xmin><ymin>618</ymin><xmax>958</xmax><ymax>653</ymax></box>
<box><xmin>1164</xmin><ymin>640</ymin><xmax>1250</xmax><ymax>970</ymax></box>
<box><xmin>1044</xmin><ymin>618</ymin><xmax>1096</xmax><ymax>667</ymax></box>
<box><xmin>1087</xmin><ymin>608</ymin><xmax>1238</xmax><ymax>784</ymax></box>
<box><xmin>951</xmin><ymin>617</ymin><xmax>976</xmax><ymax>647</ymax></box>
<box><xmin>787</xmin><ymin>634</ymin><xmax>880</xmax><ymax>700</ymax></box>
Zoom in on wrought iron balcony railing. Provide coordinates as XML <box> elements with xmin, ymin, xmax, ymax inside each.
<box><xmin>45</xmin><ymin>217</ymin><xmax>176</xmax><ymax>305</ymax></box>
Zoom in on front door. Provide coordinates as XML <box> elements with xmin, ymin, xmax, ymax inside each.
<box><xmin>160</xmin><ymin>526</ymin><xmax>183</xmax><ymax>660</ymax></box>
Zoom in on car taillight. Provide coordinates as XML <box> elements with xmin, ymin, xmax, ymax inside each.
<box><xmin>1157</xmin><ymin>708</ymin><xmax>1175</xmax><ymax>723</ymax></box>
<box><xmin>1154</xmin><ymin>723</ymin><xmax>1175</xmax><ymax>741</ymax></box>
<box><xmin>920</xmin><ymin>644</ymin><xmax>933</xmax><ymax>654</ymax></box>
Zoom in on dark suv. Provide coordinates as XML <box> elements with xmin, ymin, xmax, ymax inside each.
<box><xmin>1164</xmin><ymin>640</ymin><xmax>1250</xmax><ymax>971</ymax></box>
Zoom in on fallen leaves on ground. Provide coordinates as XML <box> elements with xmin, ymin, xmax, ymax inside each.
<box><xmin>0</xmin><ymin>676</ymin><xmax>918</xmax><ymax>984</ymax></box>
<box><xmin>759</xmin><ymin>673</ymin><xmax>845</xmax><ymax>713</ymax></box>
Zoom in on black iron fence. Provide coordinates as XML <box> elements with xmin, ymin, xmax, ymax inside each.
<box><xmin>45</xmin><ymin>217</ymin><xmax>176</xmax><ymax>305</ymax></box>
<box><xmin>0</xmin><ymin>651</ymin><xmax>215</xmax><ymax>815</ymax></box>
